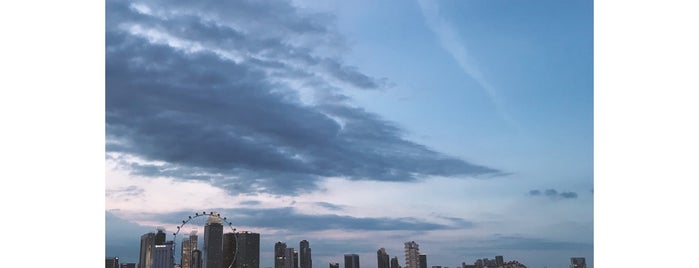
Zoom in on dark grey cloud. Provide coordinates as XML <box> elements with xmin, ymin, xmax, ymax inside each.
<box><xmin>528</xmin><ymin>189</ymin><xmax>578</xmax><ymax>199</ymax></box>
<box><xmin>106</xmin><ymin>0</ymin><xmax>501</xmax><ymax>195</ymax></box>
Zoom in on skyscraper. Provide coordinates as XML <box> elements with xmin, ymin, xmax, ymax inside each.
<box><xmin>418</xmin><ymin>254</ymin><xmax>426</xmax><ymax>268</ymax></box>
<box><xmin>152</xmin><ymin>241</ymin><xmax>174</xmax><ymax>268</ymax></box>
<box><xmin>192</xmin><ymin>250</ymin><xmax>203</xmax><ymax>268</ymax></box>
<box><xmin>274</xmin><ymin>242</ymin><xmax>287</xmax><ymax>268</ymax></box>
<box><xmin>404</xmin><ymin>241</ymin><xmax>420</xmax><ymax>268</ymax></box>
<box><xmin>495</xmin><ymin>256</ymin><xmax>503</xmax><ymax>267</ymax></box>
<box><xmin>155</xmin><ymin>228</ymin><xmax>166</xmax><ymax>245</ymax></box>
<box><xmin>223</xmin><ymin>233</ymin><xmax>237</xmax><ymax>268</ymax></box>
<box><xmin>344</xmin><ymin>254</ymin><xmax>359</xmax><ymax>268</ymax></box>
<box><xmin>285</xmin><ymin>248</ymin><xmax>296</xmax><ymax>268</ymax></box>
<box><xmin>139</xmin><ymin>232</ymin><xmax>156</xmax><ymax>268</ymax></box>
<box><xmin>390</xmin><ymin>257</ymin><xmax>400</xmax><ymax>268</ymax></box>
<box><xmin>182</xmin><ymin>231</ymin><xmax>199</xmax><ymax>268</ymax></box>
<box><xmin>377</xmin><ymin>248</ymin><xmax>389</xmax><ymax>268</ymax></box>
<box><xmin>570</xmin><ymin>258</ymin><xmax>586</xmax><ymax>268</ymax></box>
<box><xmin>300</xmin><ymin>240</ymin><xmax>312</xmax><ymax>268</ymax></box>
<box><xmin>294</xmin><ymin>250</ymin><xmax>299</xmax><ymax>268</ymax></box>
<box><xmin>204</xmin><ymin>214</ymin><xmax>224</xmax><ymax>268</ymax></box>
<box><xmin>107</xmin><ymin>257</ymin><xmax>120</xmax><ymax>268</ymax></box>
<box><xmin>234</xmin><ymin>231</ymin><xmax>260</xmax><ymax>268</ymax></box>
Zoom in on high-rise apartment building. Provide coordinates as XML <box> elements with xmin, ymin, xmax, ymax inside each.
<box><xmin>344</xmin><ymin>254</ymin><xmax>359</xmax><ymax>268</ymax></box>
<box><xmin>404</xmin><ymin>241</ymin><xmax>420</xmax><ymax>268</ymax></box>
<box><xmin>139</xmin><ymin>232</ymin><xmax>156</xmax><ymax>268</ymax></box>
<box><xmin>275</xmin><ymin>242</ymin><xmax>287</xmax><ymax>268</ymax></box>
<box><xmin>234</xmin><ymin>231</ymin><xmax>260</xmax><ymax>268</ymax></box>
<box><xmin>152</xmin><ymin>241</ymin><xmax>174</xmax><ymax>268</ymax></box>
<box><xmin>418</xmin><ymin>254</ymin><xmax>426</xmax><ymax>268</ymax></box>
<box><xmin>204</xmin><ymin>214</ymin><xmax>224</xmax><ymax>268</ymax></box>
<box><xmin>390</xmin><ymin>257</ymin><xmax>400</xmax><ymax>268</ymax></box>
<box><xmin>300</xmin><ymin>240</ymin><xmax>312</xmax><ymax>268</ymax></box>
<box><xmin>570</xmin><ymin>258</ymin><xmax>586</xmax><ymax>268</ymax></box>
<box><xmin>181</xmin><ymin>231</ymin><xmax>199</xmax><ymax>268</ymax></box>
<box><xmin>377</xmin><ymin>248</ymin><xmax>389</xmax><ymax>268</ymax></box>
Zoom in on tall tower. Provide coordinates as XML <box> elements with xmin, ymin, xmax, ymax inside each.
<box><xmin>404</xmin><ymin>241</ymin><xmax>420</xmax><ymax>268</ymax></box>
<box><xmin>192</xmin><ymin>249</ymin><xmax>203</xmax><ymax>268</ymax></box>
<box><xmin>418</xmin><ymin>254</ymin><xmax>426</xmax><ymax>268</ymax></box>
<box><xmin>139</xmin><ymin>232</ymin><xmax>156</xmax><ymax>268</ymax></box>
<box><xmin>284</xmin><ymin>248</ymin><xmax>296</xmax><ymax>268</ymax></box>
<box><xmin>377</xmin><ymin>248</ymin><xmax>389</xmax><ymax>268</ymax></box>
<box><xmin>152</xmin><ymin>241</ymin><xmax>174</xmax><ymax>268</ymax></box>
<box><xmin>155</xmin><ymin>228</ymin><xmax>166</xmax><ymax>245</ymax></box>
<box><xmin>495</xmin><ymin>256</ymin><xmax>503</xmax><ymax>267</ymax></box>
<box><xmin>300</xmin><ymin>240</ymin><xmax>312</xmax><ymax>268</ymax></box>
<box><xmin>274</xmin><ymin>242</ymin><xmax>287</xmax><ymax>268</ymax></box>
<box><xmin>344</xmin><ymin>254</ymin><xmax>359</xmax><ymax>268</ymax></box>
<box><xmin>233</xmin><ymin>231</ymin><xmax>260</xmax><ymax>268</ymax></box>
<box><xmin>570</xmin><ymin>258</ymin><xmax>586</xmax><ymax>268</ymax></box>
<box><xmin>223</xmin><ymin>233</ymin><xmax>237</xmax><ymax>268</ymax></box>
<box><xmin>182</xmin><ymin>231</ymin><xmax>199</xmax><ymax>268</ymax></box>
<box><xmin>390</xmin><ymin>257</ymin><xmax>400</xmax><ymax>268</ymax></box>
<box><xmin>204</xmin><ymin>214</ymin><xmax>224</xmax><ymax>268</ymax></box>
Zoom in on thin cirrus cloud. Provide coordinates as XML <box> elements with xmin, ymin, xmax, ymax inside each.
<box><xmin>106</xmin><ymin>0</ymin><xmax>502</xmax><ymax>196</ymax></box>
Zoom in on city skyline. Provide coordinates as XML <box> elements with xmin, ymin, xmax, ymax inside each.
<box><xmin>105</xmin><ymin>1</ymin><xmax>593</xmax><ymax>268</ymax></box>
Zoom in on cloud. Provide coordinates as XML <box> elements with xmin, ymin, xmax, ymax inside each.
<box><xmin>106</xmin><ymin>0</ymin><xmax>501</xmax><ymax>196</ymax></box>
<box><xmin>315</xmin><ymin>202</ymin><xmax>346</xmax><ymax>211</ymax></box>
<box><xmin>528</xmin><ymin>189</ymin><xmax>578</xmax><ymax>199</ymax></box>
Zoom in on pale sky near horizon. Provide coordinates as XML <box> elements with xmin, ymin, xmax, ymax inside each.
<box><xmin>104</xmin><ymin>1</ymin><xmax>592</xmax><ymax>268</ymax></box>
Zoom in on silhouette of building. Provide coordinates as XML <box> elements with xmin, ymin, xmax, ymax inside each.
<box><xmin>495</xmin><ymin>256</ymin><xmax>503</xmax><ymax>267</ymax></box>
<box><xmin>191</xmin><ymin>249</ymin><xmax>202</xmax><ymax>268</ymax></box>
<box><xmin>181</xmin><ymin>231</ymin><xmax>198</xmax><ymax>268</ymax></box>
<box><xmin>377</xmin><ymin>248</ymin><xmax>389</xmax><ymax>268</ymax></box>
<box><xmin>152</xmin><ymin>241</ymin><xmax>174</xmax><ymax>268</ymax></box>
<box><xmin>275</xmin><ymin>242</ymin><xmax>287</xmax><ymax>268</ymax></box>
<box><xmin>121</xmin><ymin>264</ymin><xmax>137</xmax><ymax>268</ymax></box>
<box><xmin>294</xmin><ymin>250</ymin><xmax>299</xmax><ymax>268</ymax></box>
<box><xmin>224</xmin><ymin>232</ymin><xmax>237</xmax><ymax>268</ymax></box>
<box><xmin>570</xmin><ymin>258</ymin><xmax>586</xmax><ymax>268</ymax></box>
<box><xmin>204</xmin><ymin>214</ymin><xmax>224</xmax><ymax>268</ymax></box>
<box><xmin>300</xmin><ymin>240</ymin><xmax>312</xmax><ymax>268</ymax></box>
<box><xmin>234</xmin><ymin>231</ymin><xmax>260</xmax><ymax>268</ymax></box>
<box><xmin>329</xmin><ymin>263</ymin><xmax>339</xmax><ymax>268</ymax></box>
<box><xmin>139</xmin><ymin>232</ymin><xmax>156</xmax><ymax>268</ymax></box>
<box><xmin>404</xmin><ymin>241</ymin><xmax>420</xmax><ymax>268</ymax></box>
<box><xmin>390</xmin><ymin>257</ymin><xmax>400</xmax><ymax>268</ymax></box>
<box><xmin>418</xmin><ymin>254</ymin><xmax>426</xmax><ymax>268</ymax></box>
<box><xmin>344</xmin><ymin>254</ymin><xmax>359</xmax><ymax>268</ymax></box>
<box><xmin>106</xmin><ymin>257</ymin><xmax>119</xmax><ymax>268</ymax></box>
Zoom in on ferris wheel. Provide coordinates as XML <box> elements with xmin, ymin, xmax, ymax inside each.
<box><xmin>172</xmin><ymin>211</ymin><xmax>238</xmax><ymax>268</ymax></box>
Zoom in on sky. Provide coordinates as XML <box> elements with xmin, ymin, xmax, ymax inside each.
<box><xmin>104</xmin><ymin>1</ymin><xmax>593</xmax><ymax>268</ymax></box>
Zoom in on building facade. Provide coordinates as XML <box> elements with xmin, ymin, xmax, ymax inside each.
<box><xmin>152</xmin><ymin>241</ymin><xmax>174</xmax><ymax>268</ymax></box>
<box><xmin>275</xmin><ymin>242</ymin><xmax>287</xmax><ymax>268</ymax></box>
<box><xmin>390</xmin><ymin>257</ymin><xmax>400</xmax><ymax>268</ymax></box>
<box><xmin>344</xmin><ymin>254</ymin><xmax>359</xmax><ymax>268</ymax></box>
<box><xmin>404</xmin><ymin>241</ymin><xmax>420</xmax><ymax>268</ymax></box>
<box><xmin>139</xmin><ymin>232</ymin><xmax>156</xmax><ymax>268</ymax></box>
<box><xmin>377</xmin><ymin>248</ymin><xmax>389</xmax><ymax>268</ymax></box>
<box><xmin>181</xmin><ymin>232</ymin><xmax>199</xmax><ymax>268</ymax></box>
<box><xmin>418</xmin><ymin>254</ymin><xmax>426</xmax><ymax>268</ymax></box>
<box><xmin>204</xmin><ymin>215</ymin><xmax>224</xmax><ymax>268</ymax></box>
<box><xmin>300</xmin><ymin>240</ymin><xmax>312</xmax><ymax>268</ymax></box>
<box><xmin>234</xmin><ymin>231</ymin><xmax>261</xmax><ymax>268</ymax></box>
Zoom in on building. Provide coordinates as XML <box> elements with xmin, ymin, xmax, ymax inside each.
<box><xmin>284</xmin><ymin>248</ymin><xmax>297</xmax><ymax>268</ymax></box>
<box><xmin>155</xmin><ymin>228</ymin><xmax>166</xmax><ymax>245</ymax></box>
<box><xmin>275</xmin><ymin>242</ymin><xmax>287</xmax><ymax>268</ymax></box>
<box><xmin>329</xmin><ymin>263</ymin><xmax>339</xmax><ymax>268</ymax></box>
<box><xmin>181</xmin><ymin>231</ymin><xmax>199</xmax><ymax>268</ymax></box>
<box><xmin>390</xmin><ymin>257</ymin><xmax>400</xmax><ymax>268</ymax></box>
<box><xmin>294</xmin><ymin>250</ymin><xmax>299</xmax><ymax>268</ymax></box>
<box><xmin>139</xmin><ymin>232</ymin><xmax>156</xmax><ymax>268</ymax></box>
<box><xmin>404</xmin><ymin>241</ymin><xmax>420</xmax><ymax>268</ymax></box>
<box><xmin>106</xmin><ymin>257</ymin><xmax>119</xmax><ymax>268</ymax></box>
<box><xmin>344</xmin><ymin>254</ymin><xmax>359</xmax><ymax>268</ymax></box>
<box><xmin>300</xmin><ymin>240</ymin><xmax>312</xmax><ymax>268</ymax></box>
<box><xmin>418</xmin><ymin>254</ymin><xmax>426</xmax><ymax>268</ymax></box>
<box><xmin>377</xmin><ymin>248</ymin><xmax>389</xmax><ymax>268</ymax></box>
<box><xmin>153</xmin><ymin>241</ymin><xmax>174</xmax><ymax>268</ymax></box>
<box><xmin>191</xmin><ymin>249</ymin><xmax>202</xmax><ymax>268</ymax></box>
<box><xmin>121</xmin><ymin>264</ymin><xmax>137</xmax><ymax>268</ymax></box>
<box><xmin>234</xmin><ymin>231</ymin><xmax>261</xmax><ymax>268</ymax></box>
<box><xmin>204</xmin><ymin>214</ymin><xmax>224</xmax><ymax>268</ymax></box>
<box><xmin>570</xmin><ymin>258</ymin><xmax>586</xmax><ymax>268</ymax></box>
<box><xmin>495</xmin><ymin>256</ymin><xmax>503</xmax><ymax>267</ymax></box>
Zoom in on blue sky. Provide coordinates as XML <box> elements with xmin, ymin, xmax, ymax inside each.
<box><xmin>104</xmin><ymin>1</ymin><xmax>593</xmax><ymax>268</ymax></box>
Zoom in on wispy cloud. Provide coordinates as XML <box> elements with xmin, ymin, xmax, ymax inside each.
<box><xmin>416</xmin><ymin>0</ymin><xmax>519</xmax><ymax>130</ymax></box>
<box><xmin>528</xmin><ymin>188</ymin><xmax>578</xmax><ymax>199</ymax></box>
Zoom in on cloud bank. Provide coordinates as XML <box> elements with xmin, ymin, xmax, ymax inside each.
<box><xmin>106</xmin><ymin>0</ymin><xmax>500</xmax><ymax>196</ymax></box>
